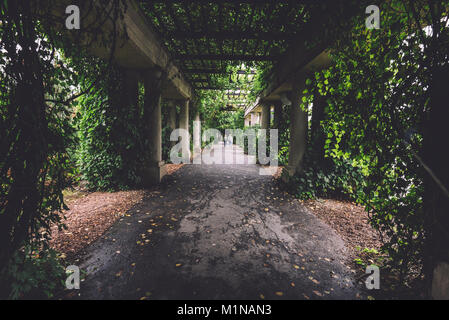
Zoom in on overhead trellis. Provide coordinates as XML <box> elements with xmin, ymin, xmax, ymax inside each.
<box><xmin>138</xmin><ymin>0</ymin><xmax>312</xmax><ymax>92</ymax></box>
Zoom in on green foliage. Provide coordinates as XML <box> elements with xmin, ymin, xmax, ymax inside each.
<box><xmin>75</xmin><ymin>65</ymin><xmax>149</xmax><ymax>190</ymax></box>
<box><xmin>276</xmin><ymin>104</ymin><xmax>291</xmax><ymax>166</ymax></box>
<box><xmin>198</xmin><ymin>89</ymin><xmax>246</xmax><ymax>132</ymax></box>
<box><xmin>354</xmin><ymin>247</ymin><xmax>384</xmax><ymax>270</ymax></box>
<box><xmin>0</xmin><ymin>0</ymin><xmax>76</xmax><ymax>278</ymax></box>
<box><xmin>248</xmin><ymin>63</ymin><xmax>273</xmax><ymax>102</ymax></box>
<box><xmin>162</xmin><ymin>125</ymin><xmax>173</xmax><ymax>163</ymax></box>
<box><xmin>284</xmin><ymin>151</ymin><xmax>365</xmax><ymax>200</ymax></box>
<box><xmin>0</xmin><ymin>245</ymin><xmax>65</xmax><ymax>299</ymax></box>
<box><xmin>286</xmin><ymin>0</ymin><xmax>449</xmax><ymax>280</ymax></box>
<box><xmin>0</xmin><ymin>0</ymin><xmax>126</xmax><ymax>295</ymax></box>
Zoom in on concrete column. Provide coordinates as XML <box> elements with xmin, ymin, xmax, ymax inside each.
<box><xmin>179</xmin><ymin>99</ymin><xmax>191</xmax><ymax>161</ymax></box>
<box><xmin>261</xmin><ymin>103</ymin><xmax>270</xmax><ymax>130</ymax></box>
<box><xmin>143</xmin><ymin>69</ymin><xmax>167</xmax><ymax>185</ymax></box>
<box><xmin>286</xmin><ymin>73</ymin><xmax>308</xmax><ymax>176</ymax></box>
<box><xmin>193</xmin><ymin>110</ymin><xmax>201</xmax><ymax>164</ymax></box>
<box><xmin>245</xmin><ymin>116</ymin><xmax>250</xmax><ymax>127</ymax></box>
<box><xmin>273</xmin><ymin>101</ymin><xmax>283</xmax><ymax>129</ymax></box>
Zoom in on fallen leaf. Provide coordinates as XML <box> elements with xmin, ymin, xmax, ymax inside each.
<box><xmin>313</xmin><ymin>290</ymin><xmax>323</xmax><ymax>297</ymax></box>
<box><xmin>308</xmin><ymin>276</ymin><xmax>320</xmax><ymax>285</ymax></box>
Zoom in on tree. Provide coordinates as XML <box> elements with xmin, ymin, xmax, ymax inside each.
<box><xmin>0</xmin><ymin>0</ymin><xmax>125</xmax><ymax>296</ymax></box>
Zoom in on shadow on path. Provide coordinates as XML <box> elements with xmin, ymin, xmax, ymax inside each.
<box><xmin>73</xmin><ymin>145</ymin><xmax>362</xmax><ymax>300</ymax></box>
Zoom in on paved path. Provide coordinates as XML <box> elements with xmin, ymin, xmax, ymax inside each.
<box><xmin>74</xmin><ymin>144</ymin><xmax>361</xmax><ymax>300</ymax></box>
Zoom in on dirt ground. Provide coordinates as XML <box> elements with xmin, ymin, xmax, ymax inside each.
<box><xmin>50</xmin><ymin>164</ymin><xmax>184</xmax><ymax>258</ymax></box>
<box><xmin>302</xmin><ymin>199</ymin><xmax>382</xmax><ymax>260</ymax></box>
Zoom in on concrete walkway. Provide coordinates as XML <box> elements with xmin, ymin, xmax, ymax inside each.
<box><xmin>74</xmin><ymin>144</ymin><xmax>361</xmax><ymax>300</ymax></box>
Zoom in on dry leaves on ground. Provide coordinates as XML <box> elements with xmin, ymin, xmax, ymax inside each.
<box><xmin>50</xmin><ymin>190</ymin><xmax>146</xmax><ymax>257</ymax></box>
<box><xmin>303</xmin><ymin>199</ymin><xmax>382</xmax><ymax>259</ymax></box>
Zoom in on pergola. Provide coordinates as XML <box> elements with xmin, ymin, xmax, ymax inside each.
<box><xmin>73</xmin><ymin>0</ymin><xmax>347</xmax><ymax>183</ymax></box>
<box><xmin>137</xmin><ymin>0</ymin><xmax>318</xmax><ymax>92</ymax></box>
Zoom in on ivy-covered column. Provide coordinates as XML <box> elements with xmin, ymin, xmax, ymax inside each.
<box><xmin>122</xmin><ymin>68</ymin><xmax>140</xmax><ymax>166</ymax></box>
<box><xmin>286</xmin><ymin>73</ymin><xmax>307</xmax><ymax>176</ymax></box>
<box><xmin>179</xmin><ymin>99</ymin><xmax>191</xmax><ymax>161</ymax></box>
<box><xmin>143</xmin><ymin>68</ymin><xmax>167</xmax><ymax>185</ymax></box>
<box><xmin>124</xmin><ymin>69</ymin><xmax>139</xmax><ymax>110</ymax></box>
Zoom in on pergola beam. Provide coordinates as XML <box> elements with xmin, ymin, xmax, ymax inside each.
<box><xmin>176</xmin><ymin>54</ymin><xmax>278</xmax><ymax>61</ymax></box>
<box><xmin>184</xmin><ymin>69</ymin><xmax>256</xmax><ymax>74</ymax></box>
<box><xmin>194</xmin><ymin>87</ymin><xmax>245</xmax><ymax>90</ymax></box>
<box><xmin>167</xmin><ymin>31</ymin><xmax>294</xmax><ymax>40</ymax></box>
<box><xmin>184</xmin><ymin>69</ymin><xmax>228</xmax><ymax>74</ymax></box>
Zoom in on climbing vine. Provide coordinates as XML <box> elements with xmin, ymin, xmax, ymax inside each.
<box><xmin>287</xmin><ymin>0</ymin><xmax>449</xmax><ymax>286</ymax></box>
<box><xmin>0</xmin><ymin>0</ymin><xmax>126</xmax><ymax>298</ymax></box>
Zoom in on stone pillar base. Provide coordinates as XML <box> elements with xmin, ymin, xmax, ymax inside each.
<box><xmin>143</xmin><ymin>161</ymin><xmax>167</xmax><ymax>186</ymax></box>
